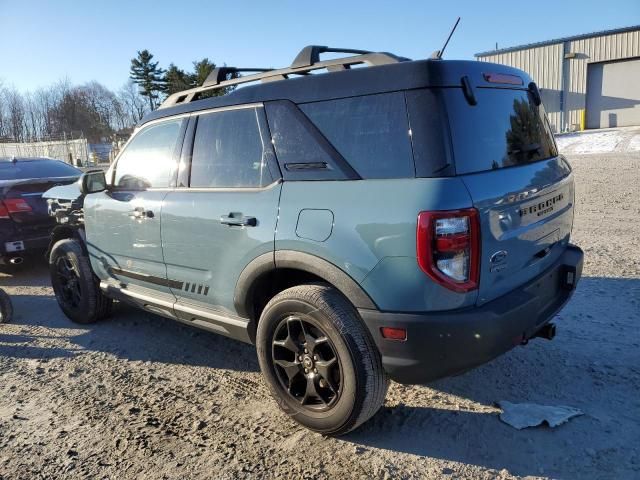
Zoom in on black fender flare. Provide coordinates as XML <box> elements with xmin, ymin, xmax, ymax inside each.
<box><xmin>47</xmin><ymin>225</ymin><xmax>86</xmax><ymax>260</ymax></box>
<box><xmin>234</xmin><ymin>250</ymin><xmax>377</xmax><ymax>319</ymax></box>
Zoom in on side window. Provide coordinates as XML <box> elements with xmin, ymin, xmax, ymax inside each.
<box><xmin>299</xmin><ymin>92</ymin><xmax>414</xmax><ymax>179</ymax></box>
<box><xmin>114</xmin><ymin>119</ymin><xmax>183</xmax><ymax>189</ymax></box>
<box><xmin>190</xmin><ymin>108</ymin><xmax>271</xmax><ymax>188</ymax></box>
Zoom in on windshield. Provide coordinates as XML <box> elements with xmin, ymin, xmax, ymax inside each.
<box><xmin>443</xmin><ymin>88</ymin><xmax>558</xmax><ymax>175</ymax></box>
<box><xmin>0</xmin><ymin>159</ymin><xmax>80</xmax><ymax>181</ymax></box>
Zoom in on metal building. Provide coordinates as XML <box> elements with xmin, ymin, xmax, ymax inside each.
<box><xmin>475</xmin><ymin>25</ymin><xmax>640</xmax><ymax>132</ymax></box>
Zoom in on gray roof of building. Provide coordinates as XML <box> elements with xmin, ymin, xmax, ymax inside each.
<box><xmin>475</xmin><ymin>24</ymin><xmax>640</xmax><ymax>57</ymax></box>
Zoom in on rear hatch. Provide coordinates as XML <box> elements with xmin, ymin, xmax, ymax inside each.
<box><xmin>441</xmin><ymin>84</ymin><xmax>574</xmax><ymax>305</ymax></box>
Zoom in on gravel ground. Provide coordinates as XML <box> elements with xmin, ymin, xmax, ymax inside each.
<box><xmin>1</xmin><ymin>151</ymin><xmax>639</xmax><ymax>480</ymax></box>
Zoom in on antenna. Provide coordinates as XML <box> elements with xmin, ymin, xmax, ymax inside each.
<box><xmin>430</xmin><ymin>17</ymin><xmax>461</xmax><ymax>59</ymax></box>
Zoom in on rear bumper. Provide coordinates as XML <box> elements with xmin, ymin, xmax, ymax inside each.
<box><xmin>359</xmin><ymin>244</ymin><xmax>584</xmax><ymax>384</ymax></box>
<box><xmin>0</xmin><ymin>227</ymin><xmax>51</xmax><ymax>263</ymax></box>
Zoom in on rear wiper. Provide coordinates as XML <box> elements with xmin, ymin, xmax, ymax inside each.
<box><xmin>508</xmin><ymin>143</ymin><xmax>541</xmax><ymax>155</ymax></box>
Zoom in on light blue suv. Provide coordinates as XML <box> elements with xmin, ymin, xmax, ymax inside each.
<box><xmin>45</xmin><ymin>46</ymin><xmax>584</xmax><ymax>435</ymax></box>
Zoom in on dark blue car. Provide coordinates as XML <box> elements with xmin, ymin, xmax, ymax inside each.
<box><xmin>0</xmin><ymin>157</ymin><xmax>80</xmax><ymax>266</ymax></box>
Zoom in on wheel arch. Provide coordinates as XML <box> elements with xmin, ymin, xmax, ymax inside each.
<box><xmin>47</xmin><ymin>225</ymin><xmax>86</xmax><ymax>261</ymax></box>
<box><xmin>234</xmin><ymin>250</ymin><xmax>377</xmax><ymax>342</ymax></box>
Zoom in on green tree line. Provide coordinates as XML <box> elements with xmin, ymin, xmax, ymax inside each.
<box><xmin>130</xmin><ymin>49</ymin><xmax>234</xmax><ymax>110</ymax></box>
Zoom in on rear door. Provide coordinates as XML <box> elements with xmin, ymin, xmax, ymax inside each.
<box><xmin>161</xmin><ymin>105</ymin><xmax>281</xmax><ymax>317</ymax></box>
<box><xmin>441</xmin><ymin>87</ymin><xmax>574</xmax><ymax>305</ymax></box>
<box><xmin>85</xmin><ymin>117</ymin><xmax>186</xmax><ymax>302</ymax></box>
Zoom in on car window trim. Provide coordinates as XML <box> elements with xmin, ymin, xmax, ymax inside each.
<box><xmin>122</xmin><ymin>179</ymin><xmax>283</xmax><ymax>193</ymax></box>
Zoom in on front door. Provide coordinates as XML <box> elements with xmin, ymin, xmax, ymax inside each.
<box><xmin>85</xmin><ymin>117</ymin><xmax>186</xmax><ymax>301</ymax></box>
<box><xmin>161</xmin><ymin>106</ymin><xmax>281</xmax><ymax>317</ymax></box>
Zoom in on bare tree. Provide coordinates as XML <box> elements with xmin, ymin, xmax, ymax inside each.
<box><xmin>5</xmin><ymin>87</ymin><xmax>26</xmax><ymax>142</ymax></box>
<box><xmin>118</xmin><ymin>80</ymin><xmax>148</xmax><ymax>126</ymax></box>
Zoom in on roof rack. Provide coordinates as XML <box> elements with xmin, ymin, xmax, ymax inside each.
<box><xmin>160</xmin><ymin>45</ymin><xmax>409</xmax><ymax>109</ymax></box>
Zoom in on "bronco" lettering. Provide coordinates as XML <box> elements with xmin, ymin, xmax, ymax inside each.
<box><xmin>518</xmin><ymin>193</ymin><xmax>564</xmax><ymax>218</ymax></box>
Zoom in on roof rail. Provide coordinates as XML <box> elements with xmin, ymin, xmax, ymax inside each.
<box><xmin>291</xmin><ymin>46</ymin><xmax>373</xmax><ymax>68</ymax></box>
<box><xmin>160</xmin><ymin>45</ymin><xmax>409</xmax><ymax>109</ymax></box>
<box><xmin>202</xmin><ymin>67</ymin><xmax>273</xmax><ymax>87</ymax></box>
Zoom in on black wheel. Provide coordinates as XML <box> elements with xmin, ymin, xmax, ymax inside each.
<box><xmin>0</xmin><ymin>289</ymin><xmax>13</xmax><ymax>324</ymax></box>
<box><xmin>49</xmin><ymin>239</ymin><xmax>112</xmax><ymax>324</ymax></box>
<box><xmin>256</xmin><ymin>283</ymin><xmax>389</xmax><ymax>435</ymax></box>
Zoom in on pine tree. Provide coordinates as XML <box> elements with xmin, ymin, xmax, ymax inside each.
<box><xmin>188</xmin><ymin>58</ymin><xmax>238</xmax><ymax>98</ymax></box>
<box><xmin>129</xmin><ymin>50</ymin><xmax>165</xmax><ymax>110</ymax></box>
<box><xmin>190</xmin><ymin>58</ymin><xmax>217</xmax><ymax>87</ymax></box>
<box><xmin>162</xmin><ymin>64</ymin><xmax>191</xmax><ymax>96</ymax></box>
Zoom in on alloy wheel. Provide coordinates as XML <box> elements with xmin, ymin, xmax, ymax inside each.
<box><xmin>271</xmin><ymin>315</ymin><xmax>343</xmax><ymax>411</ymax></box>
<box><xmin>55</xmin><ymin>257</ymin><xmax>82</xmax><ymax>308</ymax></box>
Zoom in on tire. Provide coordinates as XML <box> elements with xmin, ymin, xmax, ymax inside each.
<box><xmin>0</xmin><ymin>289</ymin><xmax>13</xmax><ymax>324</ymax></box>
<box><xmin>49</xmin><ymin>239</ymin><xmax>112</xmax><ymax>324</ymax></box>
<box><xmin>256</xmin><ymin>283</ymin><xmax>389</xmax><ymax>435</ymax></box>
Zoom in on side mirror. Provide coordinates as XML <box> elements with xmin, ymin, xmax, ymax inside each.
<box><xmin>80</xmin><ymin>170</ymin><xmax>107</xmax><ymax>195</ymax></box>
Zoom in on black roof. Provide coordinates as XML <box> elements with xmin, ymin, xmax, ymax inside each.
<box><xmin>141</xmin><ymin>47</ymin><xmax>532</xmax><ymax>127</ymax></box>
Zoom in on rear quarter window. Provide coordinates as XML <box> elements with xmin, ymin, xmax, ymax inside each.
<box><xmin>299</xmin><ymin>92</ymin><xmax>414</xmax><ymax>179</ymax></box>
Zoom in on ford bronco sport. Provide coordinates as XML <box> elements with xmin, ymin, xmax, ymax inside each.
<box><xmin>45</xmin><ymin>46</ymin><xmax>583</xmax><ymax>435</ymax></box>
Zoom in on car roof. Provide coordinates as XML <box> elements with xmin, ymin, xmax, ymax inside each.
<box><xmin>140</xmin><ymin>51</ymin><xmax>532</xmax><ymax>127</ymax></box>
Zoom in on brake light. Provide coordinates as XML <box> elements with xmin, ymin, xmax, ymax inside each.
<box><xmin>417</xmin><ymin>208</ymin><xmax>480</xmax><ymax>293</ymax></box>
<box><xmin>0</xmin><ymin>201</ymin><xmax>9</xmax><ymax>219</ymax></box>
<box><xmin>483</xmin><ymin>72</ymin><xmax>523</xmax><ymax>85</ymax></box>
<box><xmin>2</xmin><ymin>198</ymin><xmax>33</xmax><ymax>214</ymax></box>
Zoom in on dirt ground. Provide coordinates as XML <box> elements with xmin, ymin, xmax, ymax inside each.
<box><xmin>1</xmin><ymin>150</ymin><xmax>639</xmax><ymax>480</ymax></box>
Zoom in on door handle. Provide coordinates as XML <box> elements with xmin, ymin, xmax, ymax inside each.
<box><xmin>220</xmin><ymin>213</ymin><xmax>257</xmax><ymax>227</ymax></box>
<box><xmin>129</xmin><ymin>207</ymin><xmax>154</xmax><ymax>219</ymax></box>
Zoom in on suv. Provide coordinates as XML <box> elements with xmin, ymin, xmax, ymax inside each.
<box><xmin>45</xmin><ymin>46</ymin><xmax>583</xmax><ymax>435</ymax></box>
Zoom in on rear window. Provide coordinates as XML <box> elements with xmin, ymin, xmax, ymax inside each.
<box><xmin>0</xmin><ymin>159</ymin><xmax>80</xmax><ymax>181</ymax></box>
<box><xmin>299</xmin><ymin>92</ymin><xmax>414</xmax><ymax>179</ymax></box>
<box><xmin>443</xmin><ymin>88</ymin><xmax>558</xmax><ymax>174</ymax></box>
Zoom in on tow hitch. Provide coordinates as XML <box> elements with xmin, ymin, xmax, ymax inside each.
<box><xmin>520</xmin><ymin>323</ymin><xmax>556</xmax><ymax>345</ymax></box>
<box><xmin>533</xmin><ymin>323</ymin><xmax>557</xmax><ymax>340</ymax></box>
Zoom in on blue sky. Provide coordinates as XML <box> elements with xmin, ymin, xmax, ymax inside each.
<box><xmin>1</xmin><ymin>0</ymin><xmax>638</xmax><ymax>92</ymax></box>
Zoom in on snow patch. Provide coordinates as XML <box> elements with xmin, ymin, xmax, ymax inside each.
<box><xmin>555</xmin><ymin>126</ymin><xmax>640</xmax><ymax>154</ymax></box>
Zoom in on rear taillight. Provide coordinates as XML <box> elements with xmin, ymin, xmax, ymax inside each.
<box><xmin>2</xmin><ymin>198</ymin><xmax>33</xmax><ymax>216</ymax></box>
<box><xmin>0</xmin><ymin>202</ymin><xmax>9</xmax><ymax>219</ymax></box>
<box><xmin>417</xmin><ymin>208</ymin><xmax>480</xmax><ymax>292</ymax></box>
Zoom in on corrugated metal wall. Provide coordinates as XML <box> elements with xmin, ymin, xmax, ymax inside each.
<box><xmin>477</xmin><ymin>28</ymin><xmax>640</xmax><ymax>132</ymax></box>
<box><xmin>566</xmin><ymin>29</ymin><xmax>640</xmax><ymax>127</ymax></box>
<box><xmin>478</xmin><ymin>44</ymin><xmax>564</xmax><ymax>131</ymax></box>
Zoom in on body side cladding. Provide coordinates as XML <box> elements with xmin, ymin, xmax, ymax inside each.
<box><xmin>99</xmin><ymin>282</ymin><xmax>252</xmax><ymax>344</ymax></box>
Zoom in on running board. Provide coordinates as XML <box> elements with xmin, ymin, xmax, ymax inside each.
<box><xmin>100</xmin><ymin>281</ymin><xmax>252</xmax><ymax>344</ymax></box>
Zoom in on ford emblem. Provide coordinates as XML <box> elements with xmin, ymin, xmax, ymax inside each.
<box><xmin>490</xmin><ymin>250</ymin><xmax>508</xmax><ymax>264</ymax></box>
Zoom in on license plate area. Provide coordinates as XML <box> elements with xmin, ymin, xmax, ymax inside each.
<box><xmin>5</xmin><ymin>241</ymin><xmax>25</xmax><ymax>252</ymax></box>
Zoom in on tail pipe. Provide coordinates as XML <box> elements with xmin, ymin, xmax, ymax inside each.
<box><xmin>9</xmin><ymin>257</ymin><xmax>23</xmax><ymax>265</ymax></box>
